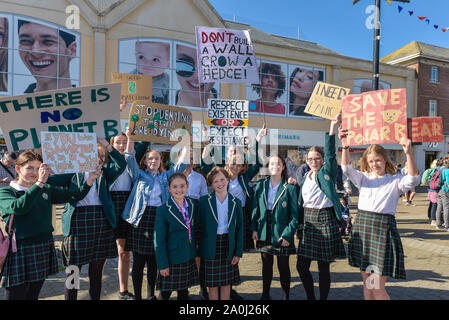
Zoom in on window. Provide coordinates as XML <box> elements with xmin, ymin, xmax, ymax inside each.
<box><xmin>118</xmin><ymin>38</ymin><xmax>220</xmax><ymax>110</ymax></box>
<box><xmin>0</xmin><ymin>13</ymin><xmax>81</xmax><ymax>96</ymax></box>
<box><xmin>429</xmin><ymin>100</ymin><xmax>438</xmax><ymax>116</ymax></box>
<box><xmin>431</xmin><ymin>66</ymin><xmax>438</xmax><ymax>83</ymax></box>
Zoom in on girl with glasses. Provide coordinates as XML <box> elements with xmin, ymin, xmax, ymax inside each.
<box><xmin>296</xmin><ymin>114</ymin><xmax>346</xmax><ymax>300</ymax></box>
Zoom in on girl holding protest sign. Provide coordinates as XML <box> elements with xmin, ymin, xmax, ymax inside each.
<box><xmin>122</xmin><ymin>127</ymin><xmax>189</xmax><ymax>300</ymax></box>
<box><xmin>296</xmin><ymin>115</ymin><xmax>346</xmax><ymax>301</ymax></box>
<box><xmin>154</xmin><ymin>173</ymin><xmax>199</xmax><ymax>300</ymax></box>
<box><xmin>251</xmin><ymin>154</ymin><xmax>298</xmax><ymax>300</ymax></box>
<box><xmin>47</xmin><ymin>138</ymin><xmax>127</xmax><ymax>300</ymax></box>
<box><xmin>198</xmin><ymin>166</ymin><xmax>243</xmax><ymax>300</ymax></box>
<box><xmin>109</xmin><ymin>131</ymin><xmax>149</xmax><ymax>300</ymax></box>
<box><xmin>339</xmin><ymin>127</ymin><xmax>419</xmax><ymax>300</ymax></box>
<box><xmin>0</xmin><ymin>150</ymin><xmax>100</xmax><ymax>300</ymax></box>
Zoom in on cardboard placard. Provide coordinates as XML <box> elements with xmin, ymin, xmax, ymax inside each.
<box><xmin>304</xmin><ymin>81</ymin><xmax>350</xmax><ymax>120</ymax></box>
<box><xmin>342</xmin><ymin>88</ymin><xmax>407</xmax><ymax>146</ymax></box>
<box><xmin>195</xmin><ymin>26</ymin><xmax>259</xmax><ymax>83</ymax></box>
<box><xmin>41</xmin><ymin>131</ymin><xmax>98</xmax><ymax>174</ymax></box>
<box><xmin>207</xmin><ymin>99</ymin><xmax>248</xmax><ymax>146</ymax></box>
<box><xmin>0</xmin><ymin>83</ymin><xmax>122</xmax><ymax>151</ymax></box>
<box><xmin>111</xmin><ymin>72</ymin><xmax>152</xmax><ymax>114</ymax></box>
<box><xmin>128</xmin><ymin>101</ymin><xmax>192</xmax><ymax>144</ymax></box>
<box><xmin>410</xmin><ymin>116</ymin><xmax>443</xmax><ymax>142</ymax></box>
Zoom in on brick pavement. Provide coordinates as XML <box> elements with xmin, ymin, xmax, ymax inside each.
<box><xmin>0</xmin><ymin>192</ymin><xmax>448</xmax><ymax>300</ymax></box>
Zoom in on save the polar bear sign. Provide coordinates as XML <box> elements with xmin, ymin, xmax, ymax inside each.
<box><xmin>341</xmin><ymin>89</ymin><xmax>407</xmax><ymax>146</ymax></box>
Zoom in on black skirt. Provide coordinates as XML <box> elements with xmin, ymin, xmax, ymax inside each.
<box><xmin>125</xmin><ymin>206</ymin><xmax>157</xmax><ymax>256</ymax></box>
<box><xmin>111</xmin><ymin>190</ymin><xmax>131</xmax><ymax>240</ymax></box>
<box><xmin>297</xmin><ymin>207</ymin><xmax>346</xmax><ymax>262</ymax></box>
<box><xmin>1</xmin><ymin>239</ymin><xmax>58</xmax><ymax>288</ymax></box>
<box><xmin>348</xmin><ymin>210</ymin><xmax>406</xmax><ymax>279</ymax></box>
<box><xmin>156</xmin><ymin>258</ymin><xmax>199</xmax><ymax>291</ymax></box>
<box><xmin>200</xmin><ymin>234</ymin><xmax>240</xmax><ymax>288</ymax></box>
<box><xmin>62</xmin><ymin>206</ymin><xmax>117</xmax><ymax>266</ymax></box>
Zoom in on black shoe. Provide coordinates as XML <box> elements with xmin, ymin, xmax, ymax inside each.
<box><xmin>200</xmin><ymin>289</ymin><xmax>209</xmax><ymax>300</ymax></box>
<box><xmin>147</xmin><ymin>295</ymin><xmax>158</xmax><ymax>300</ymax></box>
<box><xmin>230</xmin><ymin>289</ymin><xmax>244</xmax><ymax>300</ymax></box>
<box><xmin>118</xmin><ymin>291</ymin><xmax>135</xmax><ymax>300</ymax></box>
<box><xmin>260</xmin><ymin>294</ymin><xmax>271</xmax><ymax>300</ymax></box>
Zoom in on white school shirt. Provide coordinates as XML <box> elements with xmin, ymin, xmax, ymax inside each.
<box><xmin>228</xmin><ymin>178</ymin><xmax>246</xmax><ymax>207</ymax></box>
<box><xmin>267</xmin><ymin>182</ymin><xmax>280</xmax><ymax>210</ymax></box>
<box><xmin>186</xmin><ymin>170</ymin><xmax>208</xmax><ymax>200</ymax></box>
<box><xmin>302</xmin><ymin>171</ymin><xmax>333</xmax><ymax>209</ymax></box>
<box><xmin>10</xmin><ymin>181</ymin><xmax>28</xmax><ymax>191</ymax></box>
<box><xmin>111</xmin><ymin>170</ymin><xmax>132</xmax><ymax>192</ymax></box>
<box><xmin>148</xmin><ymin>180</ymin><xmax>162</xmax><ymax>207</ymax></box>
<box><xmin>216</xmin><ymin>195</ymin><xmax>229</xmax><ymax>235</ymax></box>
<box><xmin>77</xmin><ymin>173</ymin><xmax>101</xmax><ymax>207</ymax></box>
<box><xmin>342</xmin><ymin>164</ymin><xmax>420</xmax><ymax>215</ymax></box>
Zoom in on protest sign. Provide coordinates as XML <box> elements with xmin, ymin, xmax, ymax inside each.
<box><xmin>410</xmin><ymin>116</ymin><xmax>443</xmax><ymax>142</ymax></box>
<box><xmin>111</xmin><ymin>72</ymin><xmax>152</xmax><ymax>113</ymax></box>
<box><xmin>304</xmin><ymin>81</ymin><xmax>350</xmax><ymax>120</ymax></box>
<box><xmin>207</xmin><ymin>99</ymin><xmax>248</xmax><ymax>146</ymax></box>
<box><xmin>0</xmin><ymin>83</ymin><xmax>121</xmax><ymax>151</ymax></box>
<box><xmin>128</xmin><ymin>101</ymin><xmax>192</xmax><ymax>144</ymax></box>
<box><xmin>342</xmin><ymin>88</ymin><xmax>407</xmax><ymax>146</ymax></box>
<box><xmin>41</xmin><ymin>131</ymin><xmax>98</xmax><ymax>174</ymax></box>
<box><xmin>196</xmin><ymin>26</ymin><xmax>259</xmax><ymax>83</ymax></box>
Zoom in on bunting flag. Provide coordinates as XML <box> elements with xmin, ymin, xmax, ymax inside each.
<box><xmin>394</xmin><ymin>4</ymin><xmax>447</xmax><ymax>33</ymax></box>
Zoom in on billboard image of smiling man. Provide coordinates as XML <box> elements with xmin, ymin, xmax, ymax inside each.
<box><xmin>18</xmin><ymin>19</ymin><xmax>77</xmax><ymax>93</ymax></box>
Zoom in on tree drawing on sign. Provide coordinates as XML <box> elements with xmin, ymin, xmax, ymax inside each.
<box><xmin>130</xmin><ymin>114</ymin><xmax>140</xmax><ymax>133</ymax></box>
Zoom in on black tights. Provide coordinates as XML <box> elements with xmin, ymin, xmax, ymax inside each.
<box><xmin>132</xmin><ymin>252</ymin><xmax>157</xmax><ymax>300</ymax></box>
<box><xmin>297</xmin><ymin>257</ymin><xmax>331</xmax><ymax>300</ymax></box>
<box><xmin>159</xmin><ymin>289</ymin><xmax>189</xmax><ymax>300</ymax></box>
<box><xmin>64</xmin><ymin>260</ymin><xmax>106</xmax><ymax>300</ymax></box>
<box><xmin>5</xmin><ymin>280</ymin><xmax>45</xmax><ymax>300</ymax></box>
<box><xmin>261</xmin><ymin>253</ymin><xmax>291</xmax><ymax>300</ymax></box>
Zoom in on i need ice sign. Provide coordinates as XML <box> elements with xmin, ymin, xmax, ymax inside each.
<box><xmin>208</xmin><ymin>99</ymin><xmax>248</xmax><ymax>146</ymax></box>
<box><xmin>0</xmin><ymin>83</ymin><xmax>121</xmax><ymax>151</ymax></box>
<box><xmin>196</xmin><ymin>26</ymin><xmax>259</xmax><ymax>83</ymax></box>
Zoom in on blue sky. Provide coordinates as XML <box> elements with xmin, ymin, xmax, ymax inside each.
<box><xmin>208</xmin><ymin>0</ymin><xmax>449</xmax><ymax>61</ymax></box>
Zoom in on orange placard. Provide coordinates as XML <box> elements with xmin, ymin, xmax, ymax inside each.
<box><xmin>342</xmin><ymin>89</ymin><xmax>407</xmax><ymax>146</ymax></box>
<box><xmin>410</xmin><ymin>116</ymin><xmax>443</xmax><ymax>142</ymax></box>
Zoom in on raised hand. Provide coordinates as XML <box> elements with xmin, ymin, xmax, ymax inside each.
<box><xmin>400</xmin><ymin>137</ymin><xmax>412</xmax><ymax>155</ymax></box>
<box><xmin>86</xmin><ymin>165</ymin><xmax>102</xmax><ymax>186</ymax></box>
<box><xmin>38</xmin><ymin>163</ymin><xmax>54</xmax><ymax>184</ymax></box>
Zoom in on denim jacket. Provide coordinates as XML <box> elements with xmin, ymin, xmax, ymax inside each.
<box><xmin>121</xmin><ymin>151</ymin><xmax>188</xmax><ymax>227</ymax></box>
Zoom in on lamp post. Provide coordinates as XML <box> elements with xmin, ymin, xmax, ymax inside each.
<box><xmin>353</xmin><ymin>0</ymin><xmax>410</xmax><ymax>90</ymax></box>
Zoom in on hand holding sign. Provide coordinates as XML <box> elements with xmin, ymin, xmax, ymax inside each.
<box><xmin>38</xmin><ymin>163</ymin><xmax>55</xmax><ymax>184</ymax></box>
<box><xmin>256</xmin><ymin>124</ymin><xmax>267</xmax><ymax>143</ymax></box>
<box><xmin>86</xmin><ymin>166</ymin><xmax>102</xmax><ymax>186</ymax></box>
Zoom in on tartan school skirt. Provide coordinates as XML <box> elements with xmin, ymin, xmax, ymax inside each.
<box><xmin>256</xmin><ymin>210</ymin><xmax>296</xmax><ymax>256</ymax></box>
<box><xmin>348</xmin><ymin>210</ymin><xmax>406</xmax><ymax>280</ymax></box>
<box><xmin>200</xmin><ymin>234</ymin><xmax>241</xmax><ymax>288</ymax></box>
<box><xmin>125</xmin><ymin>206</ymin><xmax>157</xmax><ymax>256</ymax></box>
<box><xmin>297</xmin><ymin>207</ymin><xmax>346</xmax><ymax>262</ymax></box>
<box><xmin>111</xmin><ymin>191</ymin><xmax>131</xmax><ymax>239</ymax></box>
<box><xmin>1</xmin><ymin>239</ymin><xmax>58</xmax><ymax>288</ymax></box>
<box><xmin>62</xmin><ymin>206</ymin><xmax>117</xmax><ymax>267</ymax></box>
<box><xmin>156</xmin><ymin>258</ymin><xmax>199</xmax><ymax>292</ymax></box>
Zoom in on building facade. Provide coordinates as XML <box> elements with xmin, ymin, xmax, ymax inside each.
<box><xmin>0</xmin><ymin>0</ymin><xmax>416</xmax><ymax>170</ymax></box>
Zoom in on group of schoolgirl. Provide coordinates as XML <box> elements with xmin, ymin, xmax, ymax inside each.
<box><xmin>0</xmin><ymin>113</ymin><xmax>420</xmax><ymax>301</ymax></box>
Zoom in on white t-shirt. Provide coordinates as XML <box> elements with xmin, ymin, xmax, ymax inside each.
<box><xmin>77</xmin><ymin>173</ymin><xmax>101</xmax><ymax>207</ymax></box>
<box><xmin>342</xmin><ymin>164</ymin><xmax>420</xmax><ymax>215</ymax></box>
<box><xmin>302</xmin><ymin>171</ymin><xmax>333</xmax><ymax>209</ymax></box>
<box><xmin>111</xmin><ymin>170</ymin><xmax>132</xmax><ymax>192</ymax></box>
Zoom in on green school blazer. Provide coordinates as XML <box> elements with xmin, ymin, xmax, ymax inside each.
<box><xmin>297</xmin><ymin>133</ymin><xmax>343</xmax><ymax>224</ymax></box>
<box><xmin>154</xmin><ymin>197</ymin><xmax>198</xmax><ymax>270</ymax></box>
<box><xmin>198</xmin><ymin>192</ymin><xmax>244</xmax><ymax>262</ymax></box>
<box><xmin>47</xmin><ymin>148</ymin><xmax>127</xmax><ymax>236</ymax></box>
<box><xmin>250</xmin><ymin>177</ymin><xmax>299</xmax><ymax>246</ymax></box>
